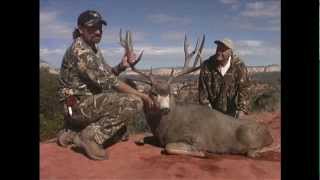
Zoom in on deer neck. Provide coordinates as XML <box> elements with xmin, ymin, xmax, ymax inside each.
<box><xmin>169</xmin><ymin>94</ymin><xmax>176</xmax><ymax>112</ymax></box>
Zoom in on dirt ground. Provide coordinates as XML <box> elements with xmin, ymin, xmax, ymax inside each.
<box><xmin>40</xmin><ymin>111</ymin><xmax>281</xmax><ymax>180</ymax></box>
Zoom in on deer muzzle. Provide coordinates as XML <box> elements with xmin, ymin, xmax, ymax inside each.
<box><xmin>157</xmin><ymin>95</ymin><xmax>170</xmax><ymax>114</ymax></box>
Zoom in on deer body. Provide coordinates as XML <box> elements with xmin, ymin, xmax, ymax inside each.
<box><xmin>142</xmin><ymin>93</ymin><xmax>273</xmax><ymax>157</ymax></box>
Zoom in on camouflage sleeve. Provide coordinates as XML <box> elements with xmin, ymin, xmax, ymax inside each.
<box><xmin>198</xmin><ymin>64</ymin><xmax>210</xmax><ymax>105</ymax></box>
<box><xmin>100</xmin><ymin>57</ymin><xmax>126</xmax><ymax>76</ymax></box>
<box><xmin>235</xmin><ymin>63</ymin><xmax>250</xmax><ymax>113</ymax></box>
<box><xmin>111</xmin><ymin>63</ymin><xmax>127</xmax><ymax>76</ymax></box>
<box><xmin>74</xmin><ymin>48</ymin><xmax>120</xmax><ymax>90</ymax></box>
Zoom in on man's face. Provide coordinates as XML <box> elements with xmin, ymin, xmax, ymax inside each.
<box><xmin>215</xmin><ymin>43</ymin><xmax>232</xmax><ymax>63</ymax></box>
<box><xmin>79</xmin><ymin>23</ymin><xmax>103</xmax><ymax>45</ymax></box>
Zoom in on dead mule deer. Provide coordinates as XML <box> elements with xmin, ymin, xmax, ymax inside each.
<box><xmin>128</xmin><ymin>34</ymin><xmax>274</xmax><ymax>158</ymax></box>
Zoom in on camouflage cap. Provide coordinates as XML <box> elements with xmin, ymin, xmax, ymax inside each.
<box><xmin>77</xmin><ymin>10</ymin><xmax>107</xmax><ymax>27</ymax></box>
<box><xmin>214</xmin><ymin>38</ymin><xmax>234</xmax><ymax>50</ymax></box>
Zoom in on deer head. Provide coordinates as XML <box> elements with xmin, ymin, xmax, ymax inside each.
<box><xmin>125</xmin><ymin>33</ymin><xmax>205</xmax><ymax>114</ymax></box>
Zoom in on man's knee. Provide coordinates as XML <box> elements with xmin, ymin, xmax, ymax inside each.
<box><xmin>62</xmin><ymin>98</ymin><xmax>99</xmax><ymax>129</ymax></box>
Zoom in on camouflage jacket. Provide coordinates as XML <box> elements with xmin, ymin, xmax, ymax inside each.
<box><xmin>198</xmin><ymin>55</ymin><xmax>250</xmax><ymax>116</ymax></box>
<box><xmin>58</xmin><ymin>37</ymin><xmax>124</xmax><ymax>100</ymax></box>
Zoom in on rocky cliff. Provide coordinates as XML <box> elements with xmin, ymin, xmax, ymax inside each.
<box><xmin>40</xmin><ymin>60</ymin><xmax>59</xmax><ymax>75</ymax></box>
<box><xmin>125</xmin><ymin>64</ymin><xmax>281</xmax><ymax>76</ymax></box>
<box><xmin>40</xmin><ymin>58</ymin><xmax>280</xmax><ymax>76</ymax></box>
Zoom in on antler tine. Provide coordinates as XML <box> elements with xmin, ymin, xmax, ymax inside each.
<box><xmin>119</xmin><ymin>29</ymin><xmax>126</xmax><ymax>48</ymax></box>
<box><xmin>125</xmin><ymin>30</ymin><xmax>129</xmax><ymax>42</ymax></box>
<box><xmin>167</xmin><ymin>68</ymin><xmax>175</xmax><ymax>84</ymax></box>
<box><xmin>135</xmin><ymin>50</ymin><xmax>144</xmax><ymax>64</ymax></box>
<box><xmin>125</xmin><ymin>31</ymin><xmax>130</xmax><ymax>52</ymax></box>
<box><xmin>170</xmin><ymin>68</ymin><xmax>174</xmax><ymax>77</ymax></box>
<box><xmin>183</xmin><ymin>34</ymin><xmax>191</xmax><ymax>68</ymax></box>
<box><xmin>190</xmin><ymin>37</ymin><xmax>199</xmax><ymax>56</ymax></box>
<box><xmin>149</xmin><ymin>67</ymin><xmax>155</xmax><ymax>83</ymax></box>
<box><xmin>193</xmin><ymin>34</ymin><xmax>205</xmax><ymax>67</ymax></box>
<box><xmin>184</xmin><ymin>34</ymin><xmax>189</xmax><ymax>50</ymax></box>
<box><xmin>128</xmin><ymin>31</ymin><xmax>133</xmax><ymax>52</ymax></box>
<box><xmin>130</xmin><ymin>50</ymin><xmax>144</xmax><ymax>67</ymax></box>
<box><xmin>199</xmin><ymin>34</ymin><xmax>205</xmax><ymax>65</ymax></box>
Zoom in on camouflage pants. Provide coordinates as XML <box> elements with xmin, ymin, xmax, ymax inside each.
<box><xmin>64</xmin><ymin>92</ymin><xmax>143</xmax><ymax>145</ymax></box>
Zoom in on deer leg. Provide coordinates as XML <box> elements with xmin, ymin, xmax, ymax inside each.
<box><xmin>247</xmin><ymin>149</ymin><xmax>261</xmax><ymax>158</ymax></box>
<box><xmin>164</xmin><ymin>142</ymin><xmax>206</xmax><ymax>158</ymax></box>
<box><xmin>247</xmin><ymin>144</ymin><xmax>280</xmax><ymax>158</ymax></box>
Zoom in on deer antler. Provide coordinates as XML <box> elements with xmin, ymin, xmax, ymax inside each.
<box><xmin>184</xmin><ymin>35</ymin><xmax>199</xmax><ymax>68</ymax></box>
<box><xmin>193</xmin><ymin>34</ymin><xmax>205</xmax><ymax>67</ymax></box>
<box><xmin>119</xmin><ymin>29</ymin><xmax>151</xmax><ymax>84</ymax></box>
<box><xmin>168</xmin><ymin>34</ymin><xmax>205</xmax><ymax>84</ymax></box>
<box><xmin>119</xmin><ymin>29</ymin><xmax>134</xmax><ymax>53</ymax></box>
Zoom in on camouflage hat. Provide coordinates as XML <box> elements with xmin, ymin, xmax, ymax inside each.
<box><xmin>77</xmin><ymin>10</ymin><xmax>107</xmax><ymax>27</ymax></box>
<box><xmin>214</xmin><ymin>38</ymin><xmax>234</xmax><ymax>50</ymax></box>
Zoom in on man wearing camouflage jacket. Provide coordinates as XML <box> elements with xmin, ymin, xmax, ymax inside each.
<box><xmin>57</xmin><ymin>10</ymin><xmax>153</xmax><ymax>160</ymax></box>
<box><xmin>198</xmin><ymin>38</ymin><xmax>250</xmax><ymax>119</ymax></box>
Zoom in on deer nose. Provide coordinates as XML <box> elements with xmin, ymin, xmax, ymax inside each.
<box><xmin>161</xmin><ymin>108</ymin><xmax>170</xmax><ymax>114</ymax></box>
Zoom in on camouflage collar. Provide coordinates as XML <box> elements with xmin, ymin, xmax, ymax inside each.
<box><xmin>206</xmin><ymin>55</ymin><xmax>240</xmax><ymax>74</ymax></box>
<box><xmin>210</xmin><ymin>54</ymin><xmax>240</xmax><ymax>66</ymax></box>
<box><xmin>77</xmin><ymin>37</ymin><xmax>101</xmax><ymax>55</ymax></box>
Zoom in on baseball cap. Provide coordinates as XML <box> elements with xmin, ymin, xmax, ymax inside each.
<box><xmin>214</xmin><ymin>38</ymin><xmax>234</xmax><ymax>50</ymax></box>
<box><xmin>77</xmin><ymin>10</ymin><xmax>107</xmax><ymax>27</ymax></box>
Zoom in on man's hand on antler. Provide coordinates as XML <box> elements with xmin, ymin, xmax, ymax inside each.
<box><xmin>121</xmin><ymin>51</ymin><xmax>137</xmax><ymax>68</ymax></box>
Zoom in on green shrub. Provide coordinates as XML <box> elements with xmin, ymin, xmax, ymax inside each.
<box><xmin>248</xmin><ymin>72</ymin><xmax>281</xmax><ymax>112</ymax></box>
<box><xmin>40</xmin><ymin>68</ymin><xmax>64</xmax><ymax>141</ymax></box>
<box><xmin>40</xmin><ymin>113</ymin><xmax>64</xmax><ymax>141</ymax></box>
<box><xmin>250</xmin><ymin>90</ymin><xmax>281</xmax><ymax>112</ymax></box>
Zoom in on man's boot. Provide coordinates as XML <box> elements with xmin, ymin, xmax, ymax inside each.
<box><xmin>73</xmin><ymin>127</ymin><xmax>107</xmax><ymax>160</ymax></box>
<box><xmin>57</xmin><ymin>129</ymin><xmax>77</xmax><ymax>147</ymax></box>
<box><xmin>120</xmin><ymin>126</ymin><xmax>129</xmax><ymax>142</ymax></box>
<box><xmin>121</xmin><ymin>131</ymin><xmax>129</xmax><ymax>141</ymax></box>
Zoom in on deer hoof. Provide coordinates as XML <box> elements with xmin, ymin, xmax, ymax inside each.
<box><xmin>134</xmin><ymin>139</ymin><xmax>145</xmax><ymax>146</ymax></box>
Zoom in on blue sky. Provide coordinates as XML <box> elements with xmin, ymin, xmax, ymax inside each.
<box><xmin>40</xmin><ymin>0</ymin><xmax>280</xmax><ymax>69</ymax></box>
